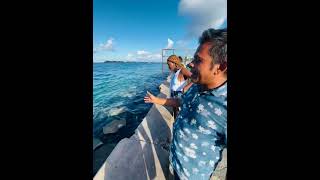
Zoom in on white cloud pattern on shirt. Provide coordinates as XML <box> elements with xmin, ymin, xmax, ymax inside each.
<box><xmin>191</xmin><ymin>133</ymin><xmax>198</xmax><ymax>139</ymax></box>
<box><xmin>207</xmin><ymin>120</ymin><xmax>217</xmax><ymax>129</ymax></box>
<box><xmin>198</xmin><ymin>126</ymin><xmax>212</xmax><ymax>135</ymax></box>
<box><xmin>192</xmin><ymin>168</ymin><xmax>199</xmax><ymax>174</ymax></box>
<box><xmin>201</xmin><ymin>109</ymin><xmax>211</xmax><ymax>118</ymax></box>
<box><xmin>184</xmin><ymin>147</ymin><xmax>197</xmax><ymax>159</ymax></box>
<box><xmin>214</xmin><ymin>108</ymin><xmax>223</xmax><ymax>116</ymax></box>
<box><xmin>197</xmin><ymin>104</ymin><xmax>205</xmax><ymax>113</ymax></box>
<box><xmin>211</xmin><ymin>145</ymin><xmax>216</xmax><ymax>152</ymax></box>
<box><xmin>201</xmin><ymin>141</ymin><xmax>210</xmax><ymax>147</ymax></box>
<box><xmin>198</xmin><ymin>160</ymin><xmax>206</xmax><ymax>167</ymax></box>
<box><xmin>183</xmin><ymin>128</ymin><xmax>191</xmax><ymax>134</ymax></box>
<box><xmin>209</xmin><ymin>160</ymin><xmax>215</xmax><ymax>167</ymax></box>
<box><xmin>190</xmin><ymin>143</ymin><xmax>198</xmax><ymax>149</ymax></box>
<box><xmin>179</xmin><ymin>130</ymin><xmax>186</xmax><ymax>138</ymax></box>
<box><xmin>183</xmin><ymin>168</ymin><xmax>191</xmax><ymax>177</ymax></box>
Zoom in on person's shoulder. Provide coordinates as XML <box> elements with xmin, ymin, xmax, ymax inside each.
<box><xmin>191</xmin><ymin>83</ymin><xmax>200</xmax><ymax>91</ymax></box>
<box><xmin>211</xmin><ymin>81</ymin><xmax>227</xmax><ymax>97</ymax></box>
<box><xmin>184</xmin><ymin>83</ymin><xmax>198</xmax><ymax>96</ymax></box>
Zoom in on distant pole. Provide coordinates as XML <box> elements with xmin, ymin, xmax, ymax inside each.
<box><xmin>161</xmin><ymin>49</ymin><xmax>163</xmax><ymax>79</ymax></box>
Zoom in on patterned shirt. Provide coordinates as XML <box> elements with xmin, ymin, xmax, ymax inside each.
<box><xmin>169</xmin><ymin>81</ymin><xmax>227</xmax><ymax>180</ymax></box>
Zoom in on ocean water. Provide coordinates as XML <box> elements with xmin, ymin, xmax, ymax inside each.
<box><xmin>93</xmin><ymin>62</ymin><xmax>169</xmax><ymax>143</ymax></box>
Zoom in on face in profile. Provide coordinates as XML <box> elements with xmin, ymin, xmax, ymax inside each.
<box><xmin>191</xmin><ymin>42</ymin><xmax>217</xmax><ymax>85</ymax></box>
<box><xmin>167</xmin><ymin>60</ymin><xmax>176</xmax><ymax>71</ymax></box>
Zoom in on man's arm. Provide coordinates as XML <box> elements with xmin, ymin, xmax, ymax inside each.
<box><xmin>175</xmin><ymin>61</ymin><xmax>192</xmax><ymax>78</ymax></box>
<box><xmin>179</xmin><ymin>66</ymin><xmax>192</xmax><ymax>78</ymax></box>
<box><xmin>144</xmin><ymin>91</ymin><xmax>180</xmax><ymax>108</ymax></box>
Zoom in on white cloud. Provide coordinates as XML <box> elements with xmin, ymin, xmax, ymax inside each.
<box><xmin>178</xmin><ymin>0</ymin><xmax>227</xmax><ymax>37</ymax></box>
<box><xmin>100</xmin><ymin>38</ymin><xmax>115</xmax><ymax>51</ymax></box>
<box><xmin>137</xmin><ymin>50</ymin><xmax>150</xmax><ymax>55</ymax></box>
<box><xmin>166</xmin><ymin>38</ymin><xmax>174</xmax><ymax>49</ymax></box>
<box><xmin>123</xmin><ymin>50</ymin><xmax>162</xmax><ymax>62</ymax></box>
<box><xmin>125</xmin><ymin>53</ymin><xmax>134</xmax><ymax>61</ymax></box>
<box><xmin>212</xmin><ymin>17</ymin><xmax>226</xmax><ymax>29</ymax></box>
<box><xmin>93</xmin><ymin>37</ymin><xmax>116</xmax><ymax>55</ymax></box>
<box><xmin>136</xmin><ymin>50</ymin><xmax>161</xmax><ymax>61</ymax></box>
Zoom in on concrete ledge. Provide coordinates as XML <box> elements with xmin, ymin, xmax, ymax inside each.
<box><xmin>94</xmin><ymin>137</ymin><xmax>172</xmax><ymax>180</ymax></box>
<box><xmin>94</xmin><ymin>76</ymin><xmax>227</xmax><ymax>180</ymax></box>
<box><xmin>94</xmin><ymin>77</ymin><xmax>175</xmax><ymax>180</ymax></box>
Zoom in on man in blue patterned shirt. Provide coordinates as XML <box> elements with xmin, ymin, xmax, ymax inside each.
<box><xmin>144</xmin><ymin>28</ymin><xmax>227</xmax><ymax>180</ymax></box>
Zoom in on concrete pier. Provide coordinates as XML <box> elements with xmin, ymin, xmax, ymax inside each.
<box><xmin>94</xmin><ymin>77</ymin><xmax>227</xmax><ymax>180</ymax></box>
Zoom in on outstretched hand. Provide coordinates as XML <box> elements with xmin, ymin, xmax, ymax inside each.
<box><xmin>144</xmin><ymin>91</ymin><xmax>157</xmax><ymax>104</ymax></box>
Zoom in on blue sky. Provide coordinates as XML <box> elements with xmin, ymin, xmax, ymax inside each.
<box><xmin>93</xmin><ymin>0</ymin><xmax>227</xmax><ymax>62</ymax></box>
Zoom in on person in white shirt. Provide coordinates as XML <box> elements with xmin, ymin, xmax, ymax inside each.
<box><xmin>166</xmin><ymin>55</ymin><xmax>191</xmax><ymax>117</ymax></box>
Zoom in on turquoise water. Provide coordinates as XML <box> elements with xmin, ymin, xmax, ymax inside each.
<box><xmin>93</xmin><ymin>62</ymin><xmax>169</xmax><ymax>143</ymax></box>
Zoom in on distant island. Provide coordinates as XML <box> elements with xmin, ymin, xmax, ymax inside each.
<box><xmin>104</xmin><ymin>60</ymin><xmax>126</xmax><ymax>63</ymax></box>
<box><xmin>103</xmin><ymin>60</ymin><xmax>163</xmax><ymax>63</ymax></box>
